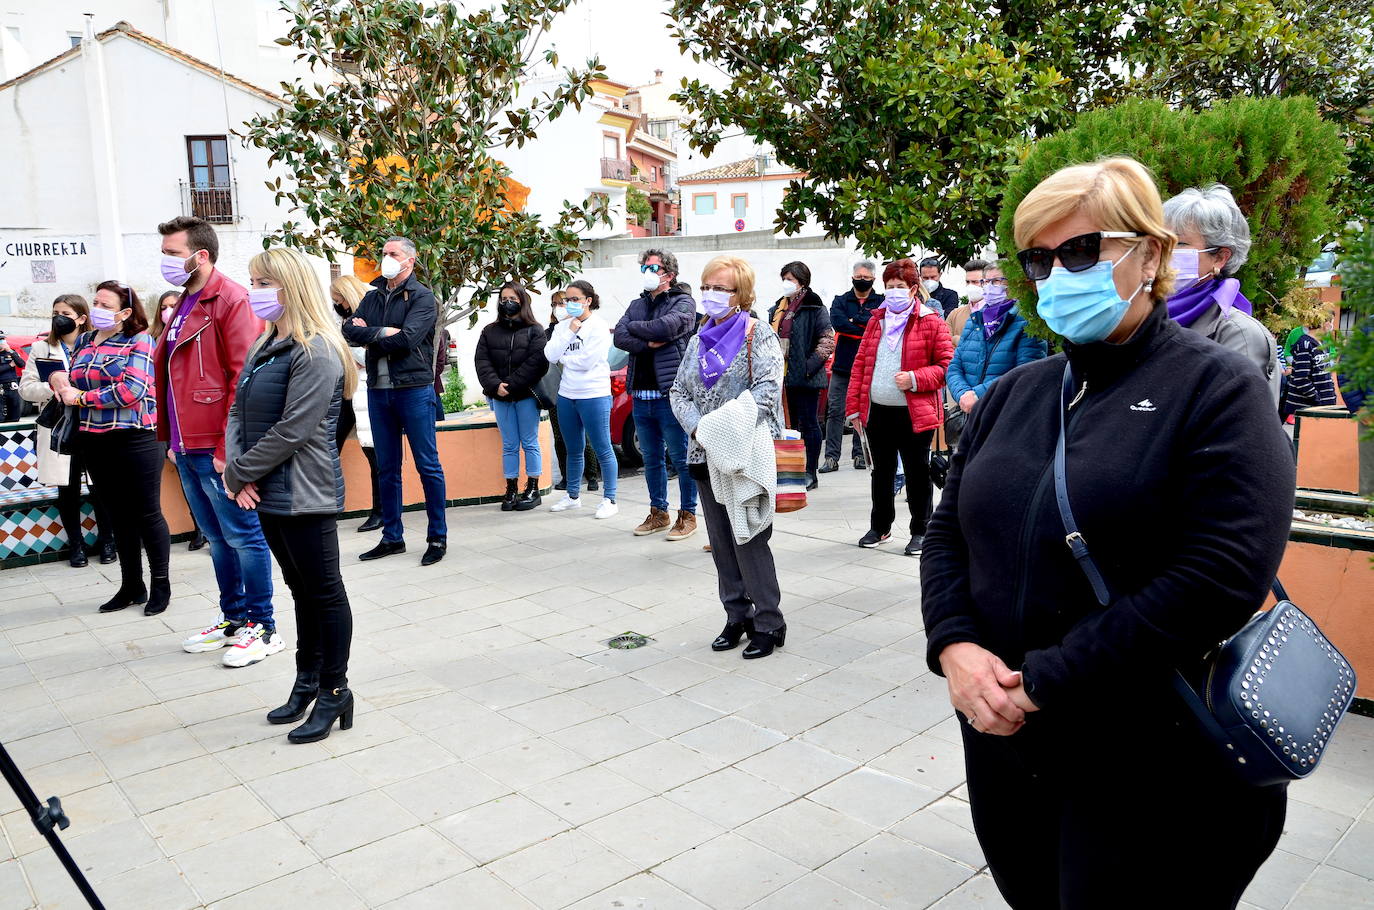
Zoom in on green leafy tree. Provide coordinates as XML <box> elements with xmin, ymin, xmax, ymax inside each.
<box><xmin>667</xmin><ymin>0</ymin><xmax>1371</xmax><ymax>259</ymax></box>
<box><xmin>244</xmin><ymin>0</ymin><xmax>609</xmax><ymax>322</ymax></box>
<box><xmin>996</xmin><ymin>97</ymin><xmax>1346</xmax><ymax>335</ymax></box>
<box><xmin>625</xmin><ymin>186</ymin><xmax>653</xmax><ymax>226</ymax></box>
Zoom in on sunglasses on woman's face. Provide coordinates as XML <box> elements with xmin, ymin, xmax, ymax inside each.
<box><xmin>1016</xmin><ymin>231</ymin><xmax>1141</xmax><ymax>281</ymax></box>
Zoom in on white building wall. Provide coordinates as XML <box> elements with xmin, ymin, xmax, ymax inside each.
<box><xmin>498</xmin><ymin>109</ymin><xmax>628</xmax><ymax>240</ymax></box>
<box><xmin>680</xmin><ymin>176</ymin><xmax>825</xmax><ymax>238</ymax></box>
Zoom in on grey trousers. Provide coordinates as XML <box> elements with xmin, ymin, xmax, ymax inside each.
<box><xmin>694</xmin><ymin>467</ymin><xmax>785</xmax><ymax>635</ymax></box>
<box><xmin>824</xmin><ymin>371</ymin><xmax>857</xmax><ymax>461</ymax></box>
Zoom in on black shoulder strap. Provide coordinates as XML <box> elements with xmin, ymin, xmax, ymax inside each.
<box><xmin>1056</xmin><ymin>363</ymin><xmax>1112</xmax><ymax>607</ymax></box>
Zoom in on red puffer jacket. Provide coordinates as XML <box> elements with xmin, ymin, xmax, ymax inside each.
<box><xmin>154</xmin><ymin>268</ymin><xmax>262</xmax><ymax>463</ymax></box>
<box><xmin>845</xmin><ymin>303</ymin><xmax>953</xmax><ymax>433</ymax></box>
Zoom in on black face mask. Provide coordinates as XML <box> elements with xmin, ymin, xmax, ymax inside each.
<box><xmin>498</xmin><ymin>299</ymin><xmax>522</xmax><ymax>317</ymax></box>
<box><xmin>334</xmin><ymin>304</ymin><xmax>351</xmax><ymax>318</ymax></box>
<box><xmin>52</xmin><ymin>314</ymin><xmax>78</xmax><ymax>336</ymax></box>
<box><xmin>853</xmin><ymin>278</ymin><xmax>874</xmax><ymax>293</ymax></box>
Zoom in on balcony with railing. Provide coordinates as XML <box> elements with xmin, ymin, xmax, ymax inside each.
<box><xmin>600</xmin><ymin>157</ymin><xmax>632</xmax><ymax>183</ymax></box>
<box><xmin>180</xmin><ymin>179</ymin><xmax>239</xmax><ymax>224</ymax></box>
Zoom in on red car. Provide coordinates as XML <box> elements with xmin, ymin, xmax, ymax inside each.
<box><xmin>607</xmin><ymin>346</ymin><xmax>642</xmax><ymax>467</ymax></box>
<box><xmin>3</xmin><ymin>333</ymin><xmax>42</xmax><ymax>416</ymax></box>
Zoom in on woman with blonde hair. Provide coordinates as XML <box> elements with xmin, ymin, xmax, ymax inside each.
<box><xmin>329</xmin><ymin>273</ymin><xmax>383</xmax><ymax>531</ymax></box>
<box><xmin>921</xmin><ymin>157</ymin><xmax>1294</xmax><ymax>906</ymax></box>
<box><xmin>670</xmin><ymin>255</ymin><xmax>788</xmax><ymax>658</ymax></box>
<box><xmin>224</xmin><ymin>247</ymin><xmax>358</xmax><ymax>743</ymax></box>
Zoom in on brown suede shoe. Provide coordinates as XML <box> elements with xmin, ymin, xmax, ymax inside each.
<box><xmin>665</xmin><ymin>510</ymin><xmax>698</xmax><ymax>541</ymax></box>
<box><xmin>633</xmin><ymin>507</ymin><xmax>671</xmax><ymax>536</ymax></box>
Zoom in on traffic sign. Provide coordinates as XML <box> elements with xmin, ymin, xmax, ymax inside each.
<box><xmin>734</xmin><ymin>219</ymin><xmax>745</xmax><ymax>232</ymax></box>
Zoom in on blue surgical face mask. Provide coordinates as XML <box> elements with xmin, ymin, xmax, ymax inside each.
<box><xmin>1034</xmin><ymin>244</ymin><xmax>1142</xmax><ymax>344</ymax></box>
<box><xmin>564</xmin><ymin>300</ymin><xmax>585</xmax><ymax>318</ymax></box>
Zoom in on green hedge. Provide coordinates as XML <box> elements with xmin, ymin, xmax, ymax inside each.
<box><xmin>996</xmin><ymin>97</ymin><xmax>1347</xmax><ymax>337</ymax></box>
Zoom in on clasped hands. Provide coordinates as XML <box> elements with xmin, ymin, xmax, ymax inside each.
<box><xmin>939</xmin><ymin>642</ymin><xmax>1040</xmax><ymax>736</ymax></box>
<box><xmin>226</xmin><ymin>479</ymin><xmax>260</xmax><ymax>510</ymax></box>
<box><xmin>350</xmin><ymin>317</ymin><xmax>399</xmax><ymax>337</ymax></box>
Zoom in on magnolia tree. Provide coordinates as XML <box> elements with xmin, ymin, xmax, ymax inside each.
<box><xmin>244</xmin><ymin>0</ymin><xmax>609</xmax><ymax>322</ymax></box>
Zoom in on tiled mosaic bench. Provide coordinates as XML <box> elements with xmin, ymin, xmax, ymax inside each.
<box><xmin>0</xmin><ymin>421</ymin><xmax>98</xmax><ymax>568</ymax></box>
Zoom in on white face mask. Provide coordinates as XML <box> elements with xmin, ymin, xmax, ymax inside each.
<box><xmin>641</xmin><ymin>268</ymin><xmax>663</xmax><ymax>292</ymax></box>
<box><xmin>922</xmin><ymin>279</ymin><xmax>939</xmax><ymax>292</ymax></box>
<box><xmin>966</xmin><ymin>285</ymin><xmax>985</xmax><ymax>304</ymax></box>
<box><xmin>380</xmin><ymin>255</ymin><xmax>405</xmax><ymax>280</ymax></box>
<box><xmin>554</xmin><ymin>305</ymin><xmax>568</xmax><ymax>322</ymax></box>
<box><xmin>781</xmin><ymin>280</ymin><xmax>798</xmax><ymax>296</ymax></box>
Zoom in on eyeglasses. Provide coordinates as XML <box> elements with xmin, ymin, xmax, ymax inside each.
<box><xmin>971</xmin><ymin>278</ymin><xmax>1009</xmax><ymax>287</ymax></box>
<box><xmin>1016</xmin><ymin>231</ymin><xmax>1141</xmax><ymax>281</ymax></box>
<box><xmin>641</xmin><ymin>264</ymin><xmax>663</xmax><ymax>273</ymax></box>
<box><xmin>700</xmin><ymin>285</ymin><xmax>737</xmax><ymax>293</ymax></box>
<box><xmin>562</xmin><ymin>296</ymin><xmax>587</xmax><ymax>304</ymax></box>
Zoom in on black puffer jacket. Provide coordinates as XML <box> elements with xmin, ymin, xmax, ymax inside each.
<box><xmin>767</xmin><ymin>290</ymin><xmax>833</xmax><ymax>389</ymax></box>
<box><xmin>613</xmin><ymin>285</ymin><xmax>697</xmax><ymax>393</ymax></box>
<box><xmin>224</xmin><ymin>333</ymin><xmax>345</xmax><ymax>516</ymax></box>
<box><xmin>474</xmin><ymin>318</ymin><xmax>549</xmax><ymax>402</ymax></box>
<box><xmin>340</xmin><ymin>274</ymin><xmax>438</xmax><ymax>389</ymax></box>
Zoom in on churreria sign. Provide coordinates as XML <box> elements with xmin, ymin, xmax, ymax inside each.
<box><xmin>4</xmin><ymin>240</ymin><xmax>91</xmax><ymax>258</ymax></box>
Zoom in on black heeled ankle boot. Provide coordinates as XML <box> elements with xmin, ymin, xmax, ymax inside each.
<box><xmin>514</xmin><ymin>478</ymin><xmax>541</xmax><ymax>511</ymax></box>
<box><xmin>501</xmin><ymin>478</ymin><xmax>519</xmax><ymax>511</ymax></box>
<box><xmin>268</xmin><ymin>672</ymin><xmax>321</xmax><ymax>725</ymax></box>
<box><xmin>188</xmin><ymin>527</ymin><xmax>207</xmax><ymax>551</ymax></box>
<box><xmin>357</xmin><ymin>511</ymin><xmax>383</xmax><ymax>532</ymax></box>
<box><xmin>743</xmin><ymin>625</ymin><xmax>786</xmax><ymax>659</ymax></box>
<box><xmin>69</xmin><ymin>544</ymin><xmax>88</xmax><ymax>568</ymax></box>
<box><xmin>712</xmin><ymin>618</ymin><xmax>755</xmax><ymax>652</ymax></box>
<box><xmin>143</xmin><ymin>574</ymin><xmax>171</xmax><ymax>616</ymax></box>
<box><xmin>98</xmin><ymin>583</ymin><xmax>147</xmax><ymax>614</ymax></box>
<box><xmin>288</xmin><ymin>687</ymin><xmax>354</xmax><ymax>743</ymax></box>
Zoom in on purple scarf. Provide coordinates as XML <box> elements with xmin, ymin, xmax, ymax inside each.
<box><xmin>698</xmin><ymin>311</ymin><xmax>748</xmax><ymax>388</ymax></box>
<box><xmin>980</xmin><ymin>287</ymin><xmax>1015</xmax><ymax>340</ymax></box>
<box><xmin>1166</xmin><ymin>277</ymin><xmax>1253</xmax><ymax>328</ymax></box>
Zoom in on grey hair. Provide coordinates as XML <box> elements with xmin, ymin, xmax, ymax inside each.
<box><xmin>1162</xmin><ymin>184</ymin><xmax>1251</xmax><ymax>277</ymax></box>
<box><xmin>384</xmin><ymin>236</ymin><xmax>417</xmax><ymax>257</ymax></box>
<box><xmin>852</xmin><ymin>259</ymin><xmax>877</xmax><ymax>274</ymax></box>
<box><xmin>638</xmin><ymin>247</ymin><xmax>679</xmax><ymax>276</ymax></box>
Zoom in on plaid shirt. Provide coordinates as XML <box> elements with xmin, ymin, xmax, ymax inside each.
<box><xmin>69</xmin><ymin>331</ymin><xmax>158</xmax><ymax>432</ymax></box>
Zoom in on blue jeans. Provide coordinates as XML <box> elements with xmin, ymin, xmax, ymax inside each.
<box><xmin>370</xmin><ymin>385</ymin><xmax>448</xmax><ymax>543</ymax></box>
<box><xmin>490</xmin><ymin>396</ymin><xmax>543</xmax><ymax>478</ymax></box>
<box><xmin>176</xmin><ymin>453</ymin><xmax>274</xmax><ymax>625</ymax></box>
<box><xmin>557</xmin><ymin>395</ymin><xmax>617</xmax><ymax>501</ymax></box>
<box><xmin>633</xmin><ymin>396</ymin><xmax>696</xmax><ymax>513</ymax></box>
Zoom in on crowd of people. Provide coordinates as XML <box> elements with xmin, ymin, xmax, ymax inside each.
<box><xmin>7</xmin><ymin>157</ymin><xmax>1355</xmax><ymax>906</ymax></box>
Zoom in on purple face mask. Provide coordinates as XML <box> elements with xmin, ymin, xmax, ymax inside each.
<box><xmin>249</xmin><ymin>287</ymin><xmax>285</xmax><ymax>322</ymax></box>
<box><xmin>160</xmin><ymin>253</ymin><xmax>199</xmax><ymax>287</ymax></box>
<box><xmin>89</xmin><ymin>307</ymin><xmax>120</xmax><ymax>330</ymax></box>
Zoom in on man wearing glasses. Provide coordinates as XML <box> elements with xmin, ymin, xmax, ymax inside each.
<box><xmin>613</xmin><ymin>249</ymin><xmax>700</xmax><ymax>541</ymax></box>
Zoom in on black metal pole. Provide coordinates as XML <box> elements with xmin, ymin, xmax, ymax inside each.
<box><xmin>0</xmin><ymin>740</ymin><xmax>105</xmax><ymax>910</ymax></box>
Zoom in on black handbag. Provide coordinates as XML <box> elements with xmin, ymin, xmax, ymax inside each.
<box><xmin>49</xmin><ymin>404</ymin><xmax>79</xmax><ymax>456</ymax></box>
<box><xmin>35</xmin><ymin>396</ymin><xmax>63</xmax><ymax>429</ymax></box>
<box><xmin>929</xmin><ymin>423</ymin><xmax>950</xmax><ymax>489</ymax></box>
<box><xmin>1054</xmin><ymin>364</ymin><xmax>1356</xmax><ymax>787</ymax></box>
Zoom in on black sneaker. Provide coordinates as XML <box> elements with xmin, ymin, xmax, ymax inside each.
<box><xmin>853</xmin><ymin>457</ymin><xmax>867</xmax><ymax>471</ymax></box>
<box><xmin>904</xmin><ymin>535</ymin><xmax>924</xmax><ymax>556</ymax></box>
<box><xmin>858</xmin><ymin>530</ymin><xmax>890</xmax><ymax>548</ymax></box>
<box><xmin>360</xmin><ymin>540</ymin><xmax>405</xmax><ymax>561</ymax></box>
<box><xmin>818</xmin><ymin>457</ymin><xmax>839</xmax><ymax>474</ymax></box>
<box><xmin>421</xmin><ymin>540</ymin><xmax>447</xmax><ymax>567</ymax></box>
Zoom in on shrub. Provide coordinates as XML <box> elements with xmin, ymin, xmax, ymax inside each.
<box><xmin>997</xmin><ymin>97</ymin><xmax>1347</xmax><ymax>336</ymax></box>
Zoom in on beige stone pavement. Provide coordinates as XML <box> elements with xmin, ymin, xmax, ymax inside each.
<box><xmin>1</xmin><ymin>464</ymin><xmax>1371</xmax><ymax>909</ymax></box>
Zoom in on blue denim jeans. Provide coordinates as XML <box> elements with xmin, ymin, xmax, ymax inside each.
<box><xmin>557</xmin><ymin>395</ymin><xmax>617</xmax><ymax>501</ymax></box>
<box><xmin>632</xmin><ymin>396</ymin><xmax>696</xmax><ymax>513</ymax></box>
<box><xmin>369</xmin><ymin>385</ymin><xmax>448</xmax><ymax>543</ymax></box>
<box><xmin>490</xmin><ymin>396</ymin><xmax>543</xmax><ymax>478</ymax></box>
<box><xmin>176</xmin><ymin>453</ymin><xmax>274</xmax><ymax>625</ymax></box>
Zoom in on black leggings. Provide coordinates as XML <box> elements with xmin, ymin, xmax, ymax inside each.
<box><xmin>785</xmin><ymin>386</ymin><xmax>822</xmax><ymax>474</ymax></box>
<box><xmin>259</xmin><ymin>513</ymin><xmax>352</xmax><ymax>690</ymax></box>
<box><xmin>56</xmin><ymin>448</ymin><xmax>114</xmax><ymax>553</ymax></box>
<box><xmin>0</xmin><ymin>386</ymin><xmax>20</xmax><ymax>422</ymax></box>
<box><xmin>78</xmin><ymin>429</ymin><xmax>169</xmax><ymax>587</ymax></box>
<box><xmin>866</xmin><ymin>404</ymin><xmax>934</xmax><ymax>537</ymax></box>
<box><xmin>335</xmin><ymin>399</ymin><xmax>381</xmax><ymax>512</ymax></box>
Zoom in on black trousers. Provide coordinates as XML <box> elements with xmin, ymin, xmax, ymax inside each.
<box><xmin>866</xmin><ymin>404</ymin><xmax>934</xmax><ymax>537</ymax></box>
<box><xmin>56</xmin><ymin>447</ymin><xmax>113</xmax><ymax>553</ymax></box>
<box><xmin>0</xmin><ymin>385</ymin><xmax>20</xmax><ymax>422</ymax></box>
<box><xmin>691</xmin><ymin>465</ymin><xmax>784</xmax><ymax>635</ymax></box>
<box><xmin>547</xmin><ymin>401</ymin><xmax>599</xmax><ymax>483</ymax></box>
<box><xmin>335</xmin><ymin>399</ymin><xmax>381</xmax><ymax>513</ymax></box>
<box><xmin>259</xmin><ymin>512</ymin><xmax>352</xmax><ymax>690</ymax></box>
<box><xmin>961</xmin><ymin>713</ymin><xmax>1286</xmax><ymax>909</ymax></box>
<box><xmin>785</xmin><ymin>386</ymin><xmax>822</xmax><ymax>474</ymax></box>
<box><xmin>78</xmin><ymin>429</ymin><xmax>169</xmax><ymax>587</ymax></box>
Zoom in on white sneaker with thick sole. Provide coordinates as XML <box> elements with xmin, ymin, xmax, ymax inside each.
<box><xmin>182</xmin><ymin>619</ymin><xmax>243</xmax><ymax>654</ymax></box>
<box><xmin>550</xmin><ymin>495</ymin><xmax>582</xmax><ymax>512</ymax></box>
<box><xmin>222</xmin><ymin>622</ymin><xmax>286</xmax><ymax>668</ymax></box>
<box><xmin>595</xmin><ymin>499</ymin><xmax>619</xmax><ymax>520</ymax></box>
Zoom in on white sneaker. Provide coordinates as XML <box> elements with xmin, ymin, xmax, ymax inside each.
<box><xmin>550</xmin><ymin>495</ymin><xmax>582</xmax><ymax>512</ymax></box>
<box><xmin>222</xmin><ymin>622</ymin><xmax>286</xmax><ymax>668</ymax></box>
<box><xmin>182</xmin><ymin>618</ymin><xmax>244</xmax><ymax>653</ymax></box>
<box><xmin>595</xmin><ymin>499</ymin><xmax>619</xmax><ymax>520</ymax></box>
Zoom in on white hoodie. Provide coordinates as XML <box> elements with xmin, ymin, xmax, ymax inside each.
<box><xmin>543</xmin><ymin>312</ymin><xmax>612</xmax><ymax>400</ymax></box>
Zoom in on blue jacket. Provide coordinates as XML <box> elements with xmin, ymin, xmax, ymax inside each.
<box><xmin>613</xmin><ymin>285</ymin><xmax>697</xmax><ymax>393</ymax></box>
<box><xmin>829</xmin><ymin>288</ymin><xmax>884</xmax><ymax>375</ymax></box>
<box><xmin>946</xmin><ymin>307</ymin><xmax>1047</xmax><ymax>401</ymax></box>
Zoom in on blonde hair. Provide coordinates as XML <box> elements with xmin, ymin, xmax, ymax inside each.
<box><xmin>250</xmin><ymin>248</ymin><xmax>358</xmax><ymax>397</ymax></box>
<box><xmin>1013</xmin><ymin>157</ymin><xmax>1176</xmax><ymax>304</ymax></box>
<box><xmin>701</xmin><ymin>255</ymin><xmax>757</xmax><ymax>312</ymax></box>
<box><xmin>330</xmin><ymin>274</ymin><xmax>370</xmax><ymax>314</ymax></box>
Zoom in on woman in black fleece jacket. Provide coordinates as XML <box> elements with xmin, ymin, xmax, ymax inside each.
<box><xmin>921</xmin><ymin>158</ymin><xmax>1295</xmax><ymax>909</ymax></box>
<box><xmin>474</xmin><ymin>282</ymin><xmax>549</xmax><ymax>510</ymax></box>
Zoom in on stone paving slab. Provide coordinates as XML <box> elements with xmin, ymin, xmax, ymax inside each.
<box><xmin>0</xmin><ymin>464</ymin><xmax>1370</xmax><ymax>908</ymax></box>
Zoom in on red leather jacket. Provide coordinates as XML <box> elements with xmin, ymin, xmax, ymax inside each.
<box><xmin>154</xmin><ymin>268</ymin><xmax>262</xmax><ymax>462</ymax></box>
<box><xmin>845</xmin><ymin>303</ymin><xmax>953</xmax><ymax>433</ymax></box>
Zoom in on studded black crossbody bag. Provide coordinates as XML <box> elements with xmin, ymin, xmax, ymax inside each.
<box><xmin>1054</xmin><ymin>364</ymin><xmax>1357</xmax><ymax>786</ymax></box>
